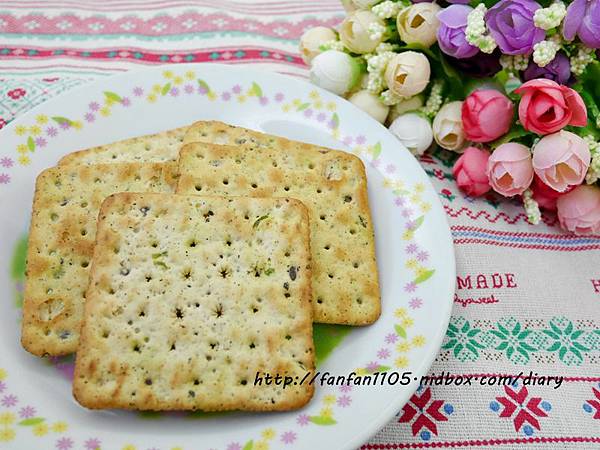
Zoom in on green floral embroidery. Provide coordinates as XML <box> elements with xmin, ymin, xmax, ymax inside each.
<box><xmin>442</xmin><ymin>317</ymin><xmax>486</xmax><ymax>362</ymax></box>
<box><xmin>486</xmin><ymin>318</ymin><xmax>540</xmax><ymax>365</ymax></box>
<box><xmin>539</xmin><ymin>317</ymin><xmax>592</xmax><ymax>366</ymax></box>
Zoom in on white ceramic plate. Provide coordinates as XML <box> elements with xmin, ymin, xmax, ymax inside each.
<box><xmin>0</xmin><ymin>63</ymin><xmax>455</xmax><ymax>450</ymax></box>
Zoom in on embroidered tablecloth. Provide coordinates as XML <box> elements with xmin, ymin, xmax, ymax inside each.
<box><xmin>1</xmin><ymin>1</ymin><xmax>599</xmax><ymax>448</ymax></box>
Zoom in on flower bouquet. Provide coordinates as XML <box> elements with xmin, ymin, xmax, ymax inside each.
<box><xmin>300</xmin><ymin>0</ymin><xmax>600</xmax><ymax>235</ymax></box>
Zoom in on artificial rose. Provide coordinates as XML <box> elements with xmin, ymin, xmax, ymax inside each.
<box><xmin>348</xmin><ymin>90</ymin><xmax>390</xmax><ymax>124</ymax></box>
<box><xmin>563</xmin><ymin>0</ymin><xmax>600</xmax><ymax>49</ymax></box>
<box><xmin>389</xmin><ymin>112</ymin><xmax>433</xmax><ymax>156</ymax></box>
<box><xmin>522</xmin><ymin>52</ymin><xmax>572</xmax><ymax>85</ymax></box>
<box><xmin>531</xmin><ymin>175</ymin><xmax>572</xmax><ymax>211</ymax></box>
<box><xmin>339</xmin><ymin>11</ymin><xmax>385</xmax><ymax>54</ymax></box>
<box><xmin>532</xmin><ymin>130</ymin><xmax>590</xmax><ymax>192</ymax></box>
<box><xmin>485</xmin><ymin>0</ymin><xmax>545</xmax><ymax>55</ymax></box>
<box><xmin>514</xmin><ymin>79</ymin><xmax>587</xmax><ymax>135</ymax></box>
<box><xmin>461</xmin><ymin>89</ymin><xmax>514</xmax><ymax>143</ymax></box>
<box><xmin>432</xmin><ymin>101</ymin><xmax>466</xmax><ymax>152</ymax></box>
<box><xmin>452</xmin><ymin>147</ymin><xmax>491</xmax><ymax>197</ymax></box>
<box><xmin>396</xmin><ymin>2</ymin><xmax>441</xmax><ymax>48</ymax></box>
<box><xmin>486</xmin><ymin>143</ymin><xmax>534</xmax><ymax>196</ymax></box>
<box><xmin>386</xmin><ymin>95</ymin><xmax>424</xmax><ymax>124</ymax></box>
<box><xmin>556</xmin><ymin>185</ymin><xmax>600</xmax><ymax>235</ymax></box>
<box><xmin>299</xmin><ymin>27</ymin><xmax>337</xmax><ymax>64</ymax></box>
<box><xmin>384</xmin><ymin>51</ymin><xmax>430</xmax><ymax>98</ymax></box>
<box><xmin>436</xmin><ymin>5</ymin><xmax>479</xmax><ymax>59</ymax></box>
<box><xmin>309</xmin><ymin>50</ymin><xmax>362</xmax><ymax>96</ymax></box>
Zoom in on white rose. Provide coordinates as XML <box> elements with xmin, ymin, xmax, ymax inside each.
<box><xmin>299</xmin><ymin>27</ymin><xmax>337</xmax><ymax>64</ymax></box>
<box><xmin>352</xmin><ymin>0</ymin><xmax>382</xmax><ymax>8</ymax></box>
<box><xmin>389</xmin><ymin>113</ymin><xmax>433</xmax><ymax>156</ymax></box>
<box><xmin>384</xmin><ymin>51</ymin><xmax>430</xmax><ymax>98</ymax></box>
<box><xmin>348</xmin><ymin>90</ymin><xmax>390</xmax><ymax>123</ymax></box>
<box><xmin>310</xmin><ymin>50</ymin><xmax>362</xmax><ymax>96</ymax></box>
<box><xmin>432</xmin><ymin>101</ymin><xmax>466</xmax><ymax>152</ymax></box>
<box><xmin>339</xmin><ymin>11</ymin><xmax>385</xmax><ymax>54</ymax></box>
<box><xmin>386</xmin><ymin>95</ymin><xmax>424</xmax><ymax>124</ymax></box>
<box><xmin>396</xmin><ymin>3</ymin><xmax>441</xmax><ymax>48</ymax></box>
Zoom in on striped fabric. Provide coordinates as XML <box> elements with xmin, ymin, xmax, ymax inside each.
<box><xmin>1</xmin><ymin>1</ymin><xmax>600</xmax><ymax>448</ymax></box>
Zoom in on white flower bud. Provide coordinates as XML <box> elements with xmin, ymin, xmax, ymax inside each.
<box><xmin>384</xmin><ymin>51</ymin><xmax>430</xmax><ymax>97</ymax></box>
<box><xmin>348</xmin><ymin>90</ymin><xmax>390</xmax><ymax>123</ymax></box>
<box><xmin>396</xmin><ymin>3</ymin><xmax>441</xmax><ymax>48</ymax></box>
<box><xmin>432</xmin><ymin>101</ymin><xmax>466</xmax><ymax>152</ymax></box>
<box><xmin>389</xmin><ymin>113</ymin><xmax>433</xmax><ymax>156</ymax></box>
<box><xmin>387</xmin><ymin>95</ymin><xmax>424</xmax><ymax>124</ymax></box>
<box><xmin>353</xmin><ymin>0</ymin><xmax>382</xmax><ymax>8</ymax></box>
<box><xmin>299</xmin><ymin>27</ymin><xmax>337</xmax><ymax>64</ymax></box>
<box><xmin>339</xmin><ymin>11</ymin><xmax>386</xmax><ymax>54</ymax></box>
<box><xmin>310</xmin><ymin>50</ymin><xmax>362</xmax><ymax>96</ymax></box>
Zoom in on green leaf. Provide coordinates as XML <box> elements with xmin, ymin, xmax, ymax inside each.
<box><xmin>331</xmin><ymin>113</ymin><xmax>339</xmax><ymax>129</ymax></box>
<box><xmin>242</xmin><ymin>440</ymin><xmax>254</xmax><ymax>450</ymax></box>
<box><xmin>161</xmin><ymin>83</ymin><xmax>172</xmax><ymax>96</ymax></box>
<box><xmin>372</xmin><ymin>365</ymin><xmax>391</xmax><ymax>373</ymax></box>
<box><xmin>313</xmin><ymin>324</ymin><xmax>353</xmax><ymax>365</ymax></box>
<box><xmin>412</xmin><ymin>215</ymin><xmax>425</xmax><ymax>230</ymax></box>
<box><xmin>296</xmin><ymin>102</ymin><xmax>310</xmax><ymax>111</ymax></box>
<box><xmin>309</xmin><ymin>415</ymin><xmax>337</xmax><ymax>425</ymax></box>
<box><xmin>51</xmin><ymin>116</ymin><xmax>72</xmax><ymax>126</ymax></box>
<box><xmin>250</xmin><ymin>82</ymin><xmax>262</xmax><ymax>97</ymax></box>
<box><xmin>18</xmin><ymin>417</ymin><xmax>45</xmax><ymax>426</ymax></box>
<box><xmin>489</xmin><ymin>125</ymin><xmax>530</xmax><ymax>149</ymax></box>
<box><xmin>414</xmin><ymin>269</ymin><xmax>434</xmax><ymax>284</ymax></box>
<box><xmin>104</xmin><ymin>91</ymin><xmax>122</xmax><ymax>103</ymax></box>
<box><xmin>197</xmin><ymin>79</ymin><xmax>210</xmax><ymax>92</ymax></box>
<box><xmin>27</xmin><ymin>136</ymin><xmax>35</xmax><ymax>152</ymax></box>
<box><xmin>399</xmin><ymin>43</ymin><xmax>438</xmax><ymax>61</ymax></box>
<box><xmin>372</xmin><ymin>142</ymin><xmax>382</xmax><ymax>159</ymax></box>
<box><xmin>395</xmin><ymin>324</ymin><xmax>407</xmax><ymax>338</ymax></box>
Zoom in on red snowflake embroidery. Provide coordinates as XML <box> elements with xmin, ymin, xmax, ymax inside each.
<box><xmin>7</xmin><ymin>88</ymin><xmax>26</xmax><ymax>100</ymax></box>
<box><xmin>494</xmin><ymin>385</ymin><xmax>549</xmax><ymax>434</ymax></box>
<box><xmin>398</xmin><ymin>387</ymin><xmax>452</xmax><ymax>441</ymax></box>
<box><xmin>584</xmin><ymin>387</ymin><xmax>600</xmax><ymax>420</ymax></box>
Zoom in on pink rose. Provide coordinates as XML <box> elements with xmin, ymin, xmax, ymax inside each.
<box><xmin>531</xmin><ymin>175</ymin><xmax>572</xmax><ymax>211</ymax></box>
<box><xmin>461</xmin><ymin>89</ymin><xmax>514</xmax><ymax>142</ymax></box>
<box><xmin>556</xmin><ymin>185</ymin><xmax>600</xmax><ymax>235</ymax></box>
<box><xmin>452</xmin><ymin>146</ymin><xmax>491</xmax><ymax>197</ymax></box>
<box><xmin>532</xmin><ymin>130</ymin><xmax>590</xmax><ymax>192</ymax></box>
<box><xmin>514</xmin><ymin>79</ymin><xmax>587</xmax><ymax>135</ymax></box>
<box><xmin>486</xmin><ymin>142</ymin><xmax>533</xmax><ymax>196</ymax></box>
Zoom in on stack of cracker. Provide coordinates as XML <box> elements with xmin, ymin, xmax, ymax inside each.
<box><xmin>21</xmin><ymin>121</ymin><xmax>380</xmax><ymax>412</ymax></box>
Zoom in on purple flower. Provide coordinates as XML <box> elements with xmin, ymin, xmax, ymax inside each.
<box><xmin>46</xmin><ymin>126</ymin><xmax>58</xmax><ymax>137</ymax></box>
<box><xmin>296</xmin><ymin>413</ymin><xmax>310</xmax><ymax>426</ymax></box>
<box><xmin>275</xmin><ymin>92</ymin><xmax>285</xmax><ymax>102</ymax></box>
<box><xmin>56</xmin><ymin>437</ymin><xmax>73</xmax><ymax>450</ymax></box>
<box><xmin>401</xmin><ymin>208</ymin><xmax>413</xmax><ymax>218</ymax></box>
<box><xmin>121</xmin><ymin>97</ymin><xmax>131</xmax><ymax>107</ymax></box>
<box><xmin>486</xmin><ymin>0</ymin><xmax>545</xmax><ymax>55</ymax></box>
<box><xmin>356</xmin><ymin>135</ymin><xmax>366</xmax><ymax>144</ymax></box>
<box><xmin>327</xmin><ymin>119</ymin><xmax>336</xmax><ymax>129</ymax></box>
<box><xmin>232</xmin><ymin>84</ymin><xmax>242</xmax><ymax>94</ymax></box>
<box><xmin>409</xmin><ymin>297</ymin><xmax>423</xmax><ymax>309</ymax></box>
<box><xmin>394</xmin><ymin>197</ymin><xmax>405</xmax><ymax>207</ymax></box>
<box><xmin>221</xmin><ymin>92</ymin><xmax>231</xmax><ymax>101</ymax></box>
<box><xmin>0</xmin><ymin>381</ymin><xmax>5</xmax><ymax>392</ymax></box>
<box><xmin>404</xmin><ymin>282</ymin><xmax>417</xmax><ymax>293</ymax></box>
<box><xmin>337</xmin><ymin>395</ymin><xmax>352</xmax><ymax>407</ymax></box>
<box><xmin>84</xmin><ymin>437</ymin><xmax>101</xmax><ymax>450</ymax></box>
<box><xmin>417</xmin><ymin>250</ymin><xmax>429</xmax><ymax>261</ymax></box>
<box><xmin>59</xmin><ymin>121</ymin><xmax>71</xmax><ymax>130</ymax></box>
<box><xmin>446</xmin><ymin>49</ymin><xmax>502</xmax><ymax>78</ymax></box>
<box><xmin>385</xmin><ymin>164</ymin><xmax>396</xmax><ymax>173</ymax></box>
<box><xmin>133</xmin><ymin>86</ymin><xmax>144</xmax><ymax>97</ymax></box>
<box><xmin>281</xmin><ymin>431</ymin><xmax>297</xmax><ymax>444</ymax></box>
<box><xmin>405</xmin><ymin>220</ymin><xmax>417</xmax><ymax>230</ymax></box>
<box><xmin>198</xmin><ymin>86</ymin><xmax>208</xmax><ymax>95</ymax></box>
<box><xmin>437</xmin><ymin>5</ymin><xmax>479</xmax><ymax>59</ymax></box>
<box><xmin>316</xmin><ymin>112</ymin><xmax>326</xmax><ymax>122</ymax></box>
<box><xmin>85</xmin><ymin>113</ymin><xmax>95</xmax><ymax>123</ymax></box>
<box><xmin>35</xmin><ymin>137</ymin><xmax>47</xmax><ymax>147</ymax></box>
<box><xmin>385</xmin><ymin>333</ymin><xmax>398</xmax><ymax>344</ymax></box>
<box><xmin>303</xmin><ymin>108</ymin><xmax>313</xmax><ymax>118</ymax></box>
<box><xmin>1</xmin><ymin>157</ymin><xmax>13</xmax><ymax>168</ymax></box>
<box><xmin>2</xmin><ymin>394</ymin><xmax>17</xmax><ymax>407</ymax></box>
<box><xmin>523</xmin><ymin>51</ymin><xmax>573</xmax><ymax>85</ymax></box>
<box><xmin>406</xmin><ymin>243</ymin><xmax>418</xmax><ymax>254</ymax></box>
<box><xmin>19</xmin><ymin>406</ymin><xmax>36</xmax><ymax>418</ymax></box>
<box><xmin>226</xmin><ymin>443</ymin><xmax>241</xmax><ymax>450</ymax></box>
<box><xmin>184</xmin><ymin>84</ymin><xmax>195</xmax><ymax>94</ymax></box>
<box><xmin>259</xmin><ymin>96</ymin><xmax>269</xmax><ymax>105</ymax></box>
<box><xmin>366</xmin><ymin>361</ymin><xmax>380</xmax><ymax>371</ymax></box>
<box><xmin>0</xmin><ymin>174</ymin><xmax>11</xmax><ymax>184</ymax></box>
<box><xmin>377</xmin><ymin>348</ymin><xmax>390</xmax><ymax>359</ymax></box>
<box><xmin>88</xmin><ymin>101</ymin><xmax>100</xmax><ymax>111</ymax></box>
<box><xmin>563</xmin><ymin>0</ymin><xmax>600</xmax><ymax>48</ymax></box>
<box><xmin>339</xmin><ymin>384</ymin><xmax>353</xmax><ymax>393</ymax></box>
<box><xmin>170</xmin><ymin>87</ymin><xmax>179</xmax><ymax>97</ymax></box>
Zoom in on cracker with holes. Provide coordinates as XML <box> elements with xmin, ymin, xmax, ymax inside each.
<box><xmin>58</xmin><ymin>126</ymin><xmax>188</xmax><ymax>165</ymax></box>
<box><xmin>73</xmin><ymin>193</ymin><xmax>314</xmax><ymax>411</ymax></box>
<box><xmin>178</xmin><ymin>123</ymin><xmax>380</xmax><ymax>325</ymax></box>
<box><xmin>21</xmin><ymin>162</ymin><xmax>178</xmax><ymax>357</ymax></box>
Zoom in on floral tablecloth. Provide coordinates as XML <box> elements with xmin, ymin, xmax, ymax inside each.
<box><xmin>1</xmin><ymin>0</ymin><xmax>599</xmax><ymax>448</ymax></box>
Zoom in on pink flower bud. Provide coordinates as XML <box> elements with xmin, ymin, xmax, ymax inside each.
<box><xmin>452</xmin><ymin>146</ymin><xmax>491</xmax><ymax>197</ymax></box>
<box><xmin>557</xmin><ymin>185</ymin><xmax>600</xmax><ymax>235</ymax></box>
<box><xmin>486</xmin><ymin>143</ymin><xmax>534</xmax><ymax>197</ymax></box>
